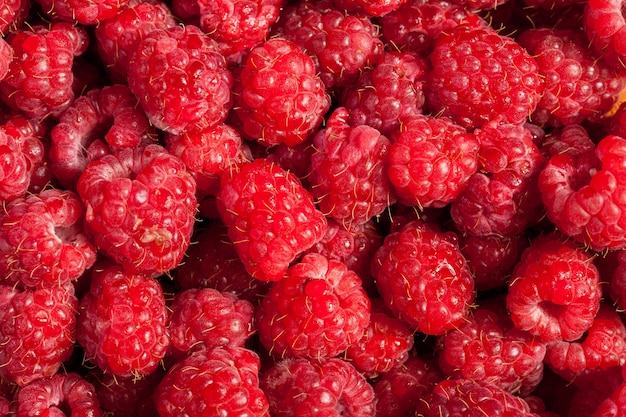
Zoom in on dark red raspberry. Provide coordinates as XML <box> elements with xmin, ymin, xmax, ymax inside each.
<box><xmin>568</xmin><ymin>366</ymin><xmax>624</xmax><ymax>417</ymax></box>
<box><xmin>272</xmin><ymin>0</ymin><xmax>384</xmax><ymax>89</ymax></box>
<box><xmin>34</xmin><ymin>0</ymin><xmax>130</xmax><ymax>24</ymax></box>
<box><xmin>540</xmin><ymin>123</ymin><xmax>596</xmax><ymax>158</ymax></box>
<box><xmin>89</xmin><ymin>369</ymin><xmax>161</xmax><ymax>417</ymax></box>
<box><xmin>0</xmin><ymin>283</ymin><xmax>77</xmax><ymax>386</ymax></box>
<box><xmin>126</xmin><ymin>25</ymin><xmax>232</xmax><ymax>135</ymax></box>
<box><xmin>591</xmin><ymin>382</ymin><xmax>626</xmax><ymax>417</ymax></box>
<box><xmin>77</xmin><ymin>144</ymin><xmax>197</xmax><ymax>275</ymax></box>
<box><xmin>450</xmin><ymin>0</ymin><xmax>511</xmax><ymax>10</ymax></box>
<box><xmin>155</xmin><ymin>347</ymin><xmax>269</xmax><ymax>417</ymax></box>
<box><xmin>388</xmin><ymin>114</ymin><xmax>480</xmax><ymax>209</ymax></box>
<box><xmin>77</xmin><ymin>262</ymin><xmax>170</xmax><ymax>378</ymax></box>
<box><xmin>425</xmin><ymin>25</ymin><xmax>544</xmax><ymax>129</ymax></box>
<box><xmin>217</xmin><ymin>158</ymin><xmax>327</xmax><ymax>282</ymax></box>
<box><xmin>333</xmin><ymin>0</ymin><xmax>407</xmax><ymax>16</ymax></box>
<box><xmin>371</xmin><ymin>220</ymin><xmax>475</xmax><ymax>335</ymax></box>
<box><xmin>265</xmin><ymin>140</ymin><xmax>316</xmax><ymax>183</ymax></box>
<box><xmin>506</xmin><ymin>234</ymin><xmax>602</xmax><ymax>343</ymax></box>
<box><xmin>256</xmin><ymin>253</ymin><xmax>370</xmax><ymax>359</ymax></box>
<box><xmin>261</xmin><ymin>357</ymin><xmax>376</xmax><ymax>417</ymax></box>
<box><xmin>584</xmin><ymin>0</ymin><xmax>626</xmax><ymax>72</ymax></box>
<box><xmin>232</xmin><ymin>38</ymin><xmax>329</xmax><ymax>147</ymax></box>
<box><xmin>606</xmin><ymin>249</ymin><xmax>626</xmax><ymax>310</ymax></box>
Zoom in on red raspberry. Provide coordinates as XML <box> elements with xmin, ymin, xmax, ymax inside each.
<box><xmin>155</xmin><ymin>347</ymin><xmax>269</xmax><ymax>417</ymax></box>
<box><xmin>0</xmin><ymin>22</ymin><xmax>88</xmax><ymax>119</ymax></box>
<box><xmin>540</xmin><ymin>124</ymin><xmax>596</xmax><ymax>158</ymax></box>
<box><xmin>34</xmin><ymin>0</ymin><xmax>129</xmax><ymax>24</ymax></box>
<box><xmin>584</xmin><ymin>0</ymin><xmax>626</xmax><ymax>72</ymax></box>
<box><xmin>451</xmin><ymin>119</ymin><xmax>547</xmax><ymax>237</ymax></box>
<box><xmin>232</xmin><ymin>38</ymin><xmax>329</xmax><ymax>147</ymax></box>
<box><xmin>89</xmin><ymin>369</ymin><xmax>161</xmax><ymax>417</ymax></box>
<box><xmin>506</xmin><ymin>234</ymin><xmax>602</xmax><ymax>343</ymax></box>
<box><xmin>15</xmin><ymin>372</ymin><xmax>103</xmax><ymax>417</ymax></box>
<box><xmin>77</xmin><ymin>144</ymin><xmax>197</xmax><ymax>275</ymax></box>
<box><xmin>94</xmin><ymin>1</ymin><xmax>177</xmax><ymax>83</ymax></box>
<box><xmin>0</xmin><ymin>283</ymin><xmax>77</xmax><ymax>386</ymax></box>
<box><xmin>425</xmin><ymin>25</ymin><xmax>544</xmax><ymax>130</ymax></box>
<box><xmin>256</xmin><ymin>253</ymin><xmax>370</xmax><ymax>359</ymax></box>
<box><xmin>0</xmin><ymin>189</ymin><xmax>96</xmax><ymax>289</ymax></box>
<box><xmin>333</xmin><ymin>0</ymin><xmax>407</xmax><ymax>16</ymax></box>
<box><xmin>0</xmin><ymin>0</ymin><xmax>28</xmax><ymax>36</ymax></box>
<box><xmin>265</xmin><ymin>140</ymin><xmax>316</xmax><ymax>183</ymax></box>
<box><xmin>606</xmin><ymin>249</ymin><xmax>626</xmax><ymax>310</ymax></box>
<box><xmin>371</xmin><ymin>220</ymin><xmax>475</xmax><ymax>335</ymax></box>
<box><xmin>217</xmin><ymin>158</ymin><xmax>327</xmax><ymax>282</ymax></box>
<box><xmin>591</xmin><ymin>382</ymin><xmax>626</xmax><ymax>417</ymax></box>
<box><xmin>388</xmin><ymin>114</ymin><xmax>480</xmax><ymax>209</ymax></box>
<box><xmin>126</xmin><ymin>25</ymin><xmax>232</xmax><ymax>135</ymax></box>
<box><xmin>450</xmin><ymin>0</ymin><xmax>511</xmax><ymax>10</ymax></box>
<box><xmin>340</xmin><ymin>51</ymin><xmax>427</xmax><ymax>137</ymax></box>
<box><xmin>272</xmin><ymin>0</ymin><xmax>384</xmax><ymax>89</ymax></box>
<box><xmin>568</xmin><ymin>367</ymin><xmax>624</xmax><ymax>417</ymax></box>
<box><xmin>261</xmin><ymin>357</ymin><xmax>376</xmax><ymax>417</ymax></box>
<box><xmin>77</xmin><ymin>262</ymin><xmax>169</xmax><ymax>378</ymax></box>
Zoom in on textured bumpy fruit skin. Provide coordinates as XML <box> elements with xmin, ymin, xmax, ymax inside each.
<box><xmin>261</xmin><ymin>357</ymin><xmax>376</xmax><ymax>417</ymax></box>
<box><xmin>584</xmin><ymin>0</ymin><xmax>626</xmax><ymax>72</ymax></box>
<box><xmin>371</xmin><ymin>220</ymin><xmax>475</xmax><ymax>335</ymax></box>
<box><xmin>77</xmin><ymin>144</ymin><xmax>197</xmax><ymax>275</ymax></box>
<box><xmin>217</xmin><ymin>158</ymin><xmax>327</xmax><ymax>282</ymax></box>
<box><xmin>34</xmin><ymin>0</ymin><xmax>129</xmax><ymax>24</ymax></box>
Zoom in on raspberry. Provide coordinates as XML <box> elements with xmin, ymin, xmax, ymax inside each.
<box><xmin>0</xmin><ymin>189</ymin><xmax>96</xmax><ymax>289</ymax></box>
<box><xmin>0</xmin><ymin>0</ymin><xmax>28</xmax><ymax>36</ymax></box>
<box><xmin>506</xmin><ymin>234</ymin><xmax>602</xmax><ymax>343</ymax></box>
<box><xmin>371</xmin><ymin>220</ymin><xmax>475</xmax><ymax>335</ymax></box>
<box><xmin>568</xmin><ymin>367</ymin><xmax>624</xmax><ymax>417</ymax></box>
<box><xmin>126</xmin><ymin>25</ymin><xmax>233</xmax><ymax>135</ymax></box>
<box><xmin>272</xmin><ymin>0</ymin><xmax>384</xmax><ymax>89</ymax></box>
<box><xmin>265</xmin><ymin>140</ymin><xmax>316</xmax><ymax>183</ymax></box>
<box><xmin>591</xmin><ymin>382</ymin><xmax>626</xmax><ymax>417</ymax></box>
<box><xmin>89</xmin><ymin>369</ymin><xmax>161</xmax><ymax>417</ymax></box>
<box><xmin>584</xmin><ymin>0</ymin><xmax>626</xmax><ymax>72</ymax></box>
<box><xmin>77</xmin><ymin>262</ymin><xmax>169</xmax><ymax>378</ymax></box>
<box><xmin>261</xmin><ymin>357</ymin><xmax>376</xmax><ymax>417</ymax></box>
<box><xmin>606</xmin><ymin>249</ymin><xmax>626</xmax><ymax>310</ymax></box>
<box><xmin>0</xmin><ymin>283</ymin><xmax>77</xmax><ymax>386</ymax></box>
<box><xmin>34</xmin><ymin>0</ymin><xmax>130</xmax><ymax>24</ymax></box>
<box><xmin>77</xmin><ymin>144</ymin><xmax>197</xmax><ymax>274</ymax></box>
<box><xmin>333</xmin><ymin>0</ymin><xmax>407</xmax><ymax>16</ymax></box>
<box><xmin>388</xmin><ymin>114</ymin><xmax>480</xmax><ymax>209</ymax></box>
<box><xmin>308</xmin><ymin>108</ymin><xmax>396</xmax><ymax>228</ymax></box>
<box><xmin>217</xmin><ymin>158</ymin><xmax>327</xmax><ymax>282</ymax></box>
<box><xmin>155</xmin><ymin>347</ymin><xmax>269</xmax><ymax>417</ymax></box>
<box><xmin>255</xmin><ymin>253</ymin><xmax>370</xmax><ymax>359</ymax></box>
<box><xmin>425</xmin><ymin>25</ymin><xmax>544</xmax><ymax>129</ymax></box>
<box><xmin>232</xmin><ymin>38</ymin><xmax>330</xmax><ymax>147</ymax></box>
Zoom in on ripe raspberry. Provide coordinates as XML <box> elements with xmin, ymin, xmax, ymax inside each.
<box><xmin>155</xmin><ymin>347</ymin><xmax>269</xmax><ymax>417</ymax></box>
<box><xmin>0</xmin><ymin>189</ymin><xmax>96</xmax><ymax>289</ymax></box>
<box><xmin>77</xmin><ymin>144</ymin><xmax>197</xmax><ymax>274</ymax></box>
<box><xmin>371</xmin><ymin>220</ymin><xmax>475</xmax><ymax>335</ymax></box>
<box><xmin>567</xmin><ymin>367</ymin><xmax>624</xmax><ymax>417</ymax></box>
<box><xmin>451</xmin><ymin>119</ymin><xmax>547</xmax><ymax>237</ymax></box>
<box><xmin>506</xmin><ymin>234</ymin><xmax>602</xmax><ymax>343</ymax></box>
<box><xmin>605</xmin><ymin>249</ymin><xmax>626</xmax><ymax>310</ymax></box>
<box><xmin>340</xmin><ymin>51</ymin><xmax>427</xmax><ymax>137</ymax></box>
<box><xmin>77</xmin><ymin>262</ymin><xmax>169</xmax><ymax>378</ymax></box>
<box><xmin>89</xmin><ymin>369</ymin><xmax>161</xmax><ymax>417</ymax></box>
<box><xmin>261</xmin><ymin>357</ymin><xmax>376</xmax><ymax>417</ymax></box>
<box><xmin>15</xmin><ymin>372</ymin><xmax>103</xmax><ymax>417</ymax></box>
<box><xmin>0</xmin><ymin>22</ymin><xmax>88</xmax><ymax>119</ymax></box>
<box><xmin>584</xmin><ymin>0</ymin><xmax>626</xmax><ymax>72</ymax></box>
<box><xmin>126</xmin><ymin>25</ymin><xmax>232</xmax><ymax>135</ymax></box>
<box><xmin>217</xmin><ymin>158</ymin><xmax>327</xmax><ymax>282</ymax></box>
<box><xmin>0</xmin><ymin>0</ymin><xmax>28</xmax><ymax>36</ymax></box>
<box><xmin>34</xmin><ymin>0</ymin><xmax>130</xmax><ymax>24</ymax></box>
<box><xmin>388</xmin><ymin>114</ymin><xmax>480</xmax><ymax>209</ymax></box>
<box><xmin>256</xmin><ymin>253</ymin><xmax>370</xmax><ymax>359</ymax></box>
<box><xmin>265</xmin><ymin>140</ymin><xmax>315</xmax><ymax>183</ymax></box>
<box><xmin>591</xmin><ymin>382</ymin><xmax>626</xmax><ymax>417</ymax></box>
<box><xmin>333</xmin><ymin>0</ymin><xmax>407</xmax><ymax>16</ymax></box>
<box><xmin>0</xmin><ymin>283</ymin><xmax>77</xmax><ymax>386</ymax></box>
<box><xmin>232</xmin><ymin>38</ymin><xmax>329</xmax><ymax>147</ymax></box>
<box><xmin>272</xmin><ymin>0</ymin><xmax>384</xmax><ymax>89</ymax></box>
<box><xmin>425</xmin><ymin>25</ymin><xmax>544</xmax><ymax>129</ymax></box>
<box><xmin>169</xmin><ymin>288</ymin><xmax>255</xmax><ymax>355</ymax></box>
<box><xmin>94</xmin><ymin>1</ymin><xmax>177</xmax><ymax>83</ymax></box>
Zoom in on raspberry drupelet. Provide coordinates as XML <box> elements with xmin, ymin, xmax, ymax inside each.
<box><xmin>34</xmin><ymin>0</ymin><xmax>130</xmax><ymax>25</ymax></box>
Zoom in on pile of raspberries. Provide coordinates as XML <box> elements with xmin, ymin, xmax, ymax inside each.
<box><xmin>2</xmin><ymin>0</ymin><xmax>626</xmax><ymax>415</ymax></box>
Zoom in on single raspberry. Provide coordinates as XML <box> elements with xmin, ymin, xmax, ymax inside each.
<box><xmin>0</xmin><ymin>22</ymin><xmax>88</xmax><ymax>119</ymax></box>
<box><xmin>388</xmin><ymin>114</ymin><xmax>480</xmax><ymax>209</ymax></box>
<box><xmin>584</xmin><ymin>0</ymin><xmax>626</xmax><ymax>72</ymax></box>
<box><xmin>232</xmin><ymin>38</ymin><xmax>329</xmax><ymax>147</ymax></box>
<box><xmin>77</xmin><ymin>144</ymin><xmax>197</xmax><ymax>274</ymax></box>
<box><xmin>425</xmin><ymin>25</ymin><xmax>544</xmax><ymax>130</ymax></box>
<box><xmin>89</xmin><ymin>369</ymin><xmax>161</xmax><ymax>417</ymax></box>
<box><xmin>256</xmin><ymin>253</ymin><xmax>370</xmax><ymax>359</ymax></box>
<box><xmin>126</xmin><ymin>25</ymin><xmax>233</xmax><ymax>135</ymax></box>
<box><xmin>261</xmin><ymin>357</ymin><xmax>376</xmax><ymax>417</ymax></box>
<box><xmin>506</xmin><ymin>234</ymin><xmax>602</xmax><ymax>343</ymax></box>
<box><xmin>155</xmin><ymin>347</ymin><xmax>269</xmax><ymax>417</ymax></box>
<box><xmin>94</xmin><ymin>1</ymin><xmax>177</xmax><ymax>83</ymax></box>
<box><xmin>15</xmin><ymin>372</ymin><xmax>103</xmax><ymax>417</ymax></box>
<box><xmin>0</xmin><ymin>0</ymin><xmax>28</xmax><ymax>36</ymax></box>
<box><xmin>308</xmin><ymin>107</ymin><xmax>396</xmax><ymax>228</ymax></box>
<box><xmin>0</xmin><ymin>189</ymin><xmax>96</xmax><ymax>289</ymax></box>
<box><xmin>169</xmin><ymin>288</ymin><xmax>255</xmax><ymax>355</ymax></box>
<box><xmin>450</xmin><ymin>119</ymin><xmax>547</xmax><ymax>237</ymax></box>
<box><xmin>272</xmin><ymin>0</ymin><xmax>384</xmax><ymax>89</ymax></box>
<box><xmin>333</xmin><ymin>0</ymin><xmax>407</xmax><ymax>16</ymax></box>
<box><xmin>0</xmin><ymin>283</ymin><xmax>77</xmax><ymax>386</ymax></box>
<box><xmin>77</xmin><ymin>262</ymin><xmax>170</xmax><ymax>378</ymax></box>
<box><xmin>414</xmin><ymin>378</ymin><xmax>537</xmax><ymax>417</ymax></box>
<box><xmin>518</xmin><ymin>27</ymin><xmax>626</xmax><ymax>127</ymax></box>
<box><xmin>340</xmin><ymin>51</ymin><xmax>427</xmax><ymax>137</ymax></box>
<box><xmin>34</xmin><ymin>0</ymin><xmax>130</xmax><ymax>24</ymax></box>
<box><xmin>217</xmin><ymin>158</ymin><xmax>327</xmax><ymax>282</ymax></box>
<box><xmin>371</xmin><ymin>220</ymin><xmax>475</xmax><ymax>335</ymax></box>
